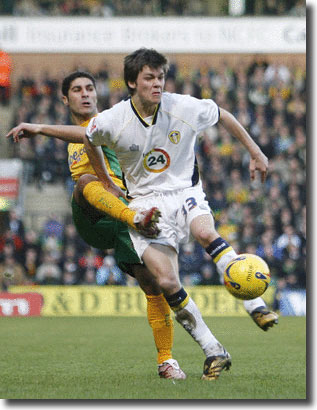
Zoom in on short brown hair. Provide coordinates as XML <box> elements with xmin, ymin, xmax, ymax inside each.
<box><xmin>124</xmin><ymin>48</ymin><xmax>169</xmax><ymax>95</ymax></box>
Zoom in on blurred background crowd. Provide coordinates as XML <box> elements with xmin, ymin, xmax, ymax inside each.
<box><xmin>0</xmin><ymin>0</ymin><xmax>307</xmax><ymax>17</ymax></box>
<box><xmin>0</xmin><ymin>0</ymin><xmax>306</xmax><ymax>314</ymax></box>
<box><xmin>0</xmin><ymin>55</ymin><xmax>306</xmax><ymax>293</ymax></box>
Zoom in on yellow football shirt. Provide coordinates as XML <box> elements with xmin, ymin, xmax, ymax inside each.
<box><xmin>67</xmin><ymin>118</ymin><xmax>125</xmax><ymax>189</ymax></box>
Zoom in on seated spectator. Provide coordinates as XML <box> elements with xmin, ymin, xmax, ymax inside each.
<box><xmin>179</xmin><ymin>242</ymin><xmax>205</xmax><ymax>282</ymax></box>
<box><xmin>35</xmin><ymin>252</ymin><xmax>62</xmax><ymax>285</ymax></box>
<box><xmin>225</xmin><ymin>169</ymin><xmax>249</xmax><ymax>204</ymax></box>
<box><xmin>80</xmin><ymin>267</ymin><xmax>97</xmax><ymax>285</ymax></box>
<box><xmin>78</xmin><ymin>248</ymin><xmax>103</xmax><ymax>271</ymax></box>
<box><xmin>23</xmin><ymin>247</ymin><xmax>39</xmax><ymax>281</ymax></box>
<box><xmin>96</xmin><ymin>255</ymin><xmax>126</xmax><ymax>286</ymax></box>
<box><xmin>62</xmin><ymin>269</ymin><xmax>79</xmax><ymax>285</ymax></box>
<box><xmin>61</xmin><ymin>244</ymin><xmax>81</xmax><ymax>284</ymax></box>
<box><xmin>0</xmin><ymin>239</ymin><xmax>15</xmax><ymax>263</ymax></box>
<box><xmin>0</xmin><ymin>255</ymin><xmax>29</xmax><ymax>290</ymax></box>
<box><xmin>14</xmin><ymin>138</ymin><xmax>36</xmax><ymax>183</ymax></box>
<box><xmin>289</xmin><ymin>0</ymin><xmax>306</xmax><ymax>16</ymax></box>
<box><xmin>23</xmin><ymin>229</ymin><xmax>41</xmax><ymax>255</ymax></box>
<box><xmin>276</xmin><ymin>224</ymin><xmax>302</xmax><ymax>252</ymax></box>
<box><xmin>197</xmin><ymin>263</ymin><xmax>219</xmax><ymax>286</ymax></box>
<box><xmin>256</xmin><ymin>228</ymin><xmax>283</xmax><ymax>260</ymax></box>
<box><xmin>259</xmin><ymin>244</ymin><xmax>283</xmax><ymax>279</ymax></box>
<box><xmin>209</xmin><ymin>188</ymin><xmax>227</xmax><ymax>218</ymax></box>
<box><xmin>274</xmin><ymin>125</ymin><xmax>294</xmax><ymax>153</ymax></box>
<box><xmin>42</xmin><ymin>214</ymin><xmax>64</xmax><ymax>239</ymax></box>
<box><xmin>240</xmin><ymin>224</ymin><xmax>257</xmax><ymax>249</ymax></box>
<box><xmin>286</xmin><ymin>91</ymin><xmax>306</xmax><ymax>128</ymax></box>
<box><xmin>216</xmin><ymin>209</ymin><xmax>239</xmax><ymax>243</ymax></box>
<box><xmin>40</xmin><ymin>215</ymin><xmax>64</xmax><ymax>261</ymax></box>
<box><xmin>8</xmin><ymin>209</ymin><xmax>25</xmax><ymax>238</ymax></box>
<box><xmin>62</xmin><ymin>223</ymin><xmax>87</xmax><ymax>256</ymax></box>
<box><xmin>0</xmin><ymin>230</ymin><xmax>24</xmax><ymax>264</ymax></box>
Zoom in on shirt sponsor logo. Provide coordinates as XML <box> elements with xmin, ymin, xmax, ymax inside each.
<box><xmin>68</xmin><ymin>147</ymin><xmax>86</xmax><ymax>166</ymax></box>
<box><xmin>143</xmin><ymin>148</ymin><xmax>170</xmax><ymax>173</ymax></box>
<box><xmin>0</xmin><ymin>292</ymin><xmax>43</xmax><ymax>316</ymax></box>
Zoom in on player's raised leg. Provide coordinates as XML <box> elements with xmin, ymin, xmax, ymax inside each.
<box><xmin>191</xmin><ymin>213</ymin><xmax>278</xmax><ymax>331</ymax></box>
<box><xmin>74</xmin><ymin>174</ymin><xmax>161</xmax><ymax>238</ymax></box>
<box><xmin>244</xmin><ymin>301</ymin><xmax>279</xmax><ymax>331</ymax></box>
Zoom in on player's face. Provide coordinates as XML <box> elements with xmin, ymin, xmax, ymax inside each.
<box><xmin>130</xmin><ymin>65</ymin><xmax>165</xmax><ymax>106</ymax></box>
<box><xmin>63</xmin><ymin>77</ymin><xmax>98</xmax><ymax>120</ymax></box>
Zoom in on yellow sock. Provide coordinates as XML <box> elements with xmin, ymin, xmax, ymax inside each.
<box><xmin>82</xmin><ymin>181</ymin><xmax>137</xmax><ymax>228</ymax></box>
<box><xmin>146</xmin><ymin>294</ymin><xmax>174</xmax><ymax>365</ymax></box>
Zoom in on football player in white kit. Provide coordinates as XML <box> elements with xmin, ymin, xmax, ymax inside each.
<box><xmin>7</xmin><ymin>48</ymin><xmax>278</xmax><ymax>380</ymax></box>
<box><xmin>83</xmin><ymin>48</ymin><xmax>278</xmax><ymax>379</ymax></box>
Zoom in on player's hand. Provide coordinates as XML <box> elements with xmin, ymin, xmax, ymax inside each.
<box><xmin>6</xmin><ymin>123</ymin><xmax>42</xmax><ymax>143</ymax></box>
<box><xmin>250</xmin><ymin>151</ymin><xmax>268</xmax><ymax>183</ymax></box>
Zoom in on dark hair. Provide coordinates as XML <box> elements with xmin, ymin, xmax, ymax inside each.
<box><xmin>61</xmin><ymin>71</ymin><xmax>96</xmax><ymax>97</ymax></box>
<box><xmin>124</xmin><ymin>48</ymin><xmax>169</xmax><ymax>95</ymax></box>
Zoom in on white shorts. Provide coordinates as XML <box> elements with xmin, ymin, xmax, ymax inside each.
<box><xmin>128</xmin><ymin>181</ymin><xmax>212</xmax><ymax>259</ymax></box>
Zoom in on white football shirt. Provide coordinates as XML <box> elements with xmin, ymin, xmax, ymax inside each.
<box><xmin>86</xmin><ymin>92</ymin><xmax>219</xmax><ymax>198</ymax></box>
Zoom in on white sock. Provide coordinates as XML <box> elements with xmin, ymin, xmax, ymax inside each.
<box><xmin>215</xmin><ymin>249</ymin><xmax>237</xmax><ymax>279</ymax></box>
<box><xmin>243</xmin><ymin>297</ymin><xmax>266</xmax><ymax>314</ymax></box>
<box><xmin>175</xmin><ymin>297</ymin><xmax>225</xmax><ymax>357</ymax></box>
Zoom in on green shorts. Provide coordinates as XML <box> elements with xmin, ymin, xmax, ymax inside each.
<box><xmin>71</xmin><ymin>197</ymin><xmax>140</xmax><ymax>274</ymax></box>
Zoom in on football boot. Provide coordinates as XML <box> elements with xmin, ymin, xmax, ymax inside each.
<box><xmin>201</xmin><ymin>349</ymin><xmax>232</xmax><ymax>380</ymax></box>
<box><xmin>250</xmin><ymin>307</ymin><xmax>279</xmax><ymax>331</ymax></box>
<box><xmin>134</xmin><ymin>207</ymin><xmax>161</xmax><ymax>238</ymax></box>
<box><xmin>158</xmin><ymin>359</ymin><xmax>186</xmax><ymax>380</ymax></box>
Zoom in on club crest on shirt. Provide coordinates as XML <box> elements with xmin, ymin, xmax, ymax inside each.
<box><xmin>168</xmin><ymin>130</ymin><xmax>181</xmax><ymax>144</ymax></box>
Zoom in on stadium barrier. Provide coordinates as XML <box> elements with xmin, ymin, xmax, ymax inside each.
<box><xmin>0</xmin><ymin>17</ymin><xmax>305</xmax><ymax>54</ymax></box>
<box><xmin>5</xmin><ymin>285</ymin><xmax>275</xmax><ymax>317</ymax></box>
<box><xmin>0</xmin><ymin>292</ymin><xmax>43</xmax><ymax>316</ymax></box>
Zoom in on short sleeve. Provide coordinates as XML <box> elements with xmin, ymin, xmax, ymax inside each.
<box><xmin>195</xmin><ymin>98</ymin><xmax>219</xmax><ymax>134</ymax></box>
<box><xmin>86</xmin><ymin>111</ymin><xmax>112</xmax><ymax>147</ymax></box>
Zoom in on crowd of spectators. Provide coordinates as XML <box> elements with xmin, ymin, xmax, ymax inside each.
<box><xmin>1</xmin><ymin>53</ymin><xmax>306</xmax><ymax>313</ymax></box>
<box><xmin>0</xmin><ymin>210</ymin><xmax>132</xmax><ymax>289</ymax></box>
<box><xmin>0</xmin><ymin>0</ymin><xmax>306</xmax><ymax>17</ymax></box>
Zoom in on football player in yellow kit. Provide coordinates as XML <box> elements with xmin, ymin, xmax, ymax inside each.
<box><xmin>9</xmin><ymin>71</ymin><xmax>185</xmax><ymax>380</ymax></box>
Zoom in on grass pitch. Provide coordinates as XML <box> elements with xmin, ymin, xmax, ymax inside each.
<box><xmin>0</xmin><ymin>316</ymin><xmax>306</xmax><ymax>400</ymax></box>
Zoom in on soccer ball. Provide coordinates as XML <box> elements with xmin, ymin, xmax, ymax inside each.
<box><xmin>224</xmin><ymin>254</ymin><xmax>271</xmax><ymax>300</ymax></box>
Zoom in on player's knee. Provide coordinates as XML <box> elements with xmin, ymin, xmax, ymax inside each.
<box><xmin>156</xmin><ymin>274</ymin><xmax>180</xmax><ymax>294</ymax></box>
<box><xmin>73</xmin><ymin>174</ymin><xmax>99</xmax><ymax>206</ymax></box>
<box><xmin>76</xmin><ymin>174</ymin><xmax>99</xmax><ymax>194</ymax></box>
<box><xmin>134</xmin><ymin>271</ymin><xmax>162</xmax><ymax>296</ymax></box>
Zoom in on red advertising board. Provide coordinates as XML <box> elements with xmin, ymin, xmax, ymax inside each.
<box><xmin>0</xmin><ymin>178</ymin><xmax>19</xmax><ymax>198</ymax></box>
<box><xmin>0</xmin><ymin>292</ymin><xmax>43</xmax><ymax>316</ymax></box>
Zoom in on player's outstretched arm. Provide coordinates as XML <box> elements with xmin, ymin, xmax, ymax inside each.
<box><xmin>6</xmin><ymin>122</ymin><xmax>86</xmax><ymax>143</ymax></box>
<box><xmin>218</xmin><ymin>107</ymin><xmax>268</xmax><ymax>183</ymax></box>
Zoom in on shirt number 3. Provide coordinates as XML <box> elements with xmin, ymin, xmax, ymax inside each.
<box><xmin>182</xmin><ymin>196</ymin><xmax>198</xmax><ymax>217</ymax></box>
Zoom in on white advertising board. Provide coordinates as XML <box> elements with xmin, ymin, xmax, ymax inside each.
<box><xmin>0</xmin><ymin>16</ymin><xmax>305</xmax><ymax>53</ymax></box>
